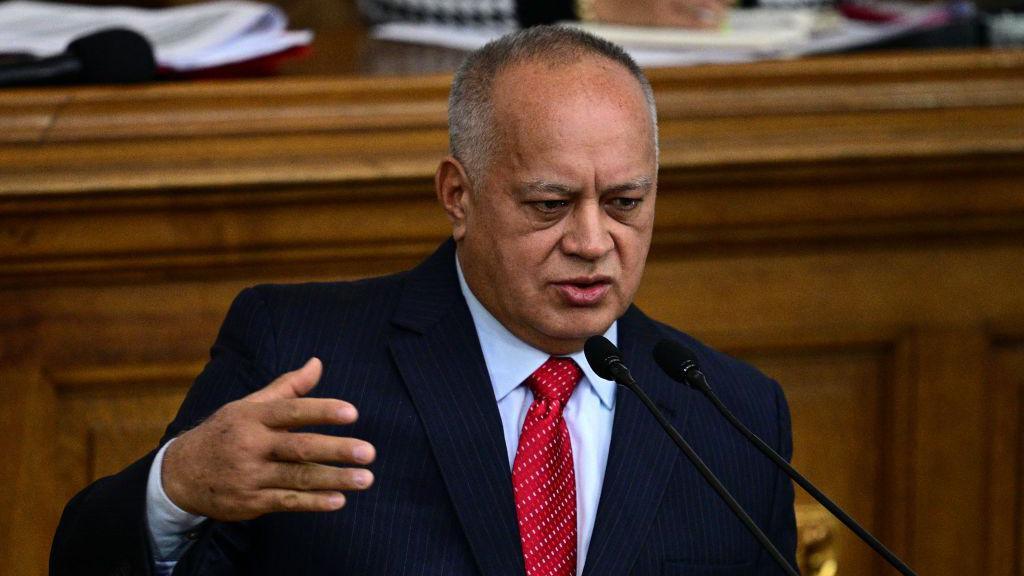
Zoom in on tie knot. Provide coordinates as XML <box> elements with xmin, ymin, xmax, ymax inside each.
<box><xmin>527</xmin><ymin>357</ymin><xmax>582</xmax><ymax>405</ymax></box>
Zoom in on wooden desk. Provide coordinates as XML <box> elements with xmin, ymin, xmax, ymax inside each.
<box><xmin>1</xmin><ymin>46</ymin><xmax>1023</xmax><ymax>575</ymax></box>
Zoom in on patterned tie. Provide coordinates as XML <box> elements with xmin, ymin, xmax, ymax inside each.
<box><xmin>513</xmin><ymin>357</ymin><xmax>582</xmax><ymax>576</ymax></box>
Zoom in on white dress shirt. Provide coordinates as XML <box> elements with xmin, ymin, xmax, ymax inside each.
<box><xmin>455</xmin><ymin>258</ymin><xmax>617</xmax><ymax>575</ymax></box>
<box><xmin>145</xmin><ymin>255</ymin><xmax>619</xmax><ymax>576</ymax></box>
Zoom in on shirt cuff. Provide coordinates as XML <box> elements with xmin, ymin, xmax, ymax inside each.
<box><xmin>146</xmin><ymin>438</ymin><xmax>207</xmax><ymax>563</ymax></box>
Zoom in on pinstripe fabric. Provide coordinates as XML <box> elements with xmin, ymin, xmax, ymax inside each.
<box><xmin>609</xmin><ymin>311</ymin><xmax>798</xmax><ymax>576</ymax></box>
<box><xmin>51</xmin><ymin>238</ymin><xmax>797</xmax><ymax>576</ymax></box>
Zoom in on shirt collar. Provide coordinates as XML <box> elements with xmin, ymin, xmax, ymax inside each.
<box><xmin>455</xmin><ymin>252</ymin><xmax>617</xmax><ymax>410</ymax></box>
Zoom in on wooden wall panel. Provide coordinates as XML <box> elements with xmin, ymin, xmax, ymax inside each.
<box><xmin>990</xmin><ymin>342</ymin><xmax>1024</xmax><ymax>576</ymax></box>
<box><xmin>51</xmin><ymin>373</ymin><xmax>195</xmax><ymax>492</ymax></box>
<box><xmin>634</xmin><ymin>240</ymin><xmax>1024</xmax><ymax>574</ymax></box>
<box><xmin>746</xmin><ymin>348</ymin><xmax>891</xmax><ymax>576</ymax></box>
<box><xmin>907</xmin><ymin>331</ymin><xmax>989</xmax><ymax>575</ymax></box>
<box><xmin>1</xmin><ymin>49</ymin><xmax>1022</xmax><ymax>575</ymax></box>
<box><xmin>0</xmin><ymin>366</ymin><xmax>60</xmax><ymax>575</ymax></box>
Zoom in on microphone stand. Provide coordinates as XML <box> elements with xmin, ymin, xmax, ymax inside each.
<box><xmin>686</xmin><ymin>368</ymin><xmax>917</xmax><ymax>576</ymax></box>
<box><xmin>612</xmin><ymin>369</ymin><xmax>800</xmax><ymax>576</ymax></box>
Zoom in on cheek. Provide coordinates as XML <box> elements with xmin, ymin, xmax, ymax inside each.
<box><xmin>614</xmin><ymin>227</ymin><xmax>651</xmax><ymax>281</ymax></box>
<box><xmin>496</xmin><ymin>234</ymin><xmax>559</xmax><ymax>284</ymax></box>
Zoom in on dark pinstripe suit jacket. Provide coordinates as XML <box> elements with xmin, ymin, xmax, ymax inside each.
<box><xmin>51</xmin><ymin>239</ymin><xmax>797</xmax><ymax>576</ymax></box>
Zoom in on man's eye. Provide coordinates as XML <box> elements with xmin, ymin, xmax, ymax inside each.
<box><xmin>610</xmin><ymin>197</ymin><xmax>642</xmax><ymax>211</ymax></box>
<box><xmin>534</xmin><ymin>200</ymin><xmax>570</xmax><ymax>213</ymax></box>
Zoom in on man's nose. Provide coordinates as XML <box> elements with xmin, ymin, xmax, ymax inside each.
<box><xmin>562</xmin><ymin>201</ymin><xmax>614</xmax><ymax>261</ymax></box>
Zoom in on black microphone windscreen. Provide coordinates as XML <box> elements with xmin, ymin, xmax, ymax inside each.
<box><xmin>584</xmin><ymin>335</ymin><xmax>620</xmax><ymax>381</ymax></box>
<box><xmin>67</xmin><ymin>28</ymin><xmax>156</xmax><ymax>83</ymax></box>
<box><xmin>653</xmin><ymin>340</ymin><xmax>699</xmax><ymax>383</ymax></box>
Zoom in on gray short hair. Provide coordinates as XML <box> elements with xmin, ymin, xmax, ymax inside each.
<box><xmin>448</xmin><ymin>25</ymin><xmax>659</xmax><ymax>186</ymax></box>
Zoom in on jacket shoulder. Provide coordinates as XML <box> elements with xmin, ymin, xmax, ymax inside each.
<box><xmin>249</xmin><ymin>271</ymin><xmax>407</xmax><ymax>309</ymax></box>
<box><xmin>636</xmin><ymin>312</ymin><xmax>792</xmax><ymax>453</ymax></box>
<box><xmin>236</xmin><ymin>271</ymin><xmax>408</xmax><ymax>333</ymax></box>
<box><xmin>636</xmin><ymin>311</ymin><xmax>783</xmax><ymax>399</ymax></box>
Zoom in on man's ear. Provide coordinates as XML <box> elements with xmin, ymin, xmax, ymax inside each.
<box><xmin>435</xmin><ymin>155</ymin><xmax>473</xmax><ymax>242</ymax></box>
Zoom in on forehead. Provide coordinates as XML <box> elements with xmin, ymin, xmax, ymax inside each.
<box><xmin>492</xmin><ymin>56</ymin><xmax>649</xmax><ymax>122</ymax></box>
<box><xmin>488</xmin><ymin>57</ymin><xmax>656</xmax><ymax>178</ymax></box>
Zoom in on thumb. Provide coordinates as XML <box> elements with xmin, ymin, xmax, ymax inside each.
<box><xmin>247</xmin><ymin>357</ymin><xmax>322</xmax><ymax>402</ymax></box>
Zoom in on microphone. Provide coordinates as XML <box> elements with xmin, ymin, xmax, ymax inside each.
<box><xmin>0</xmin><ymin>28</ymin><xmax>156</xmax><ymax>87</ymax></box>
<box><xmin>653</xmin><ymin>339</ymin><xmax>918</xmax><ymax>576</ymax></box>
<box><xmin>583</xmin><ymin>336</ymin><xmax>799</xmax><ymax>576</ymax></box>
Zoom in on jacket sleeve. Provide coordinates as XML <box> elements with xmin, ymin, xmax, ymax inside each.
<box><xmin>49</xmin><ymin>288</ymin><xmax>280</xmax><ymax>576</ymax></box>
<box><xmin>756</xmin><ymin>380</ymin><xmax>799</xmax><ymax>575</ymax></box>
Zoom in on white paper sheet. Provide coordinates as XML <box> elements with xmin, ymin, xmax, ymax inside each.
<box><xmin>0</xmin><ymin>0</ymin><xmax>312</xmax><ymax>70</ymax></box>
<box><xmin>371</xmin><ymin>4</ymin><xmax>968</xmax><ymax>68</ymax></box>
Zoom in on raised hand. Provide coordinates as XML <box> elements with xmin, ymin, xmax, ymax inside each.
<box><xmin>161</xmin><ymin>357</ymin><xmax>376</xmax><ymax>521</ymax></box>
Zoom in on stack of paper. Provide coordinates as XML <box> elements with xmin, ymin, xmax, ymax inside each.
<box><xmin>0</xmin><ymin>0</ymin><xmax>312</xmax><ymax>72</ymax></box>
<box><xmin>371</xmin><ymin>2</ymin><xmax>973</xmax><ymax>68</ymax></box>
<box><xmin>572</xmin><ymin>10</ymin><xmax>823</xmax><ymax>52</ymax></box>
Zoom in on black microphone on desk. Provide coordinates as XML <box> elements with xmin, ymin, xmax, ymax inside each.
<box><xmin>0</xmin><ymin>28</ymin><xmax>156</xmax><ymax>87</ymax></box>
<box><xmin>652</xmin><ymin>339</ymin><xmax>918</xmax><ymax>576</ymax></box>
<box><xmin>583</xmin><ymin>335</ymin><xmax>800</xmax><ymax>576</ymax></box>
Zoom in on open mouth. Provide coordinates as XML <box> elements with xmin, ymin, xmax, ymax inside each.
<box><xmin>553</xmin><ymin>278</ymin><xmax>612</xmax><ymax>306</ymax></box>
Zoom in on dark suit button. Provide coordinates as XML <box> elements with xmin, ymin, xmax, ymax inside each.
<box><xmin>185</xmin><ymin>529</ymin><xmax>200</xmax><ymax>540</ymax></box>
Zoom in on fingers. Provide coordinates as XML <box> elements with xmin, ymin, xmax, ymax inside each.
<box><xmin>269</xmin><ymin>432</ymin><xmax>376</xmax><ymax>465</ymax></box>
<box><xmin>162</xmin><ymin>359</ymin><xmax>378</xmax><ymax>522</ymax></box>
<box><xmin>257</xmin><ymin>489</ymin><xmax>348</xmax><ymax>514</ymax></box>
<box><xmin>248</xmin><ymin>357</ymin><xmax>323</xmax><ymax>402</ymax></box>
<box><xmin>263</xmin><ymin>461</ymin><xmax>375</xmax><ymax>492</ymax></box>
<box><xmin>259</xmin><ymin>397</ymin><xmax>358</xmax><ymax>429</ymax></box>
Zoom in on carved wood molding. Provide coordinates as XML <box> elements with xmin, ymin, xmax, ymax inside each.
<box><xmin>45</xmin><ymin>361</ymin><xmax>204</xmax><ymax>392</ymax></box>
<box><xmin>1</xmin><ymin>50</ymin><xmax>1022</xmax><ymax>285</ymax></box>
<box><xmin>2</xmin><ymin>51</ymin><xmax>1022</xmax><ymax>193</ymax></box>
<box><xmin>3</xmin><ymin>161</ymin><xmax>1023</xmax><ymax>287</ymax></box>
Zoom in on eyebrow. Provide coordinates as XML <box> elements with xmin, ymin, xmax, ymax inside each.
<box><xmin>521</xmin><ymin>180</ymin><xmax>576</xmax><ymax>197</ymax></box>
<box><xmin>603</xmin><ymin>176</ymin><xmax>654</xmax><ymax>195</ymax></box>
<box><xmin>520</xmin><ymin>176</ymin><xmax>653</xmax><ymax>197</ymax></box>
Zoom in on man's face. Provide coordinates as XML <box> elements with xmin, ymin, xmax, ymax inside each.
<box><xmin>443</xmin><ymin>56</ymin><xmax>657</xmax><ymax>355</ymax></box>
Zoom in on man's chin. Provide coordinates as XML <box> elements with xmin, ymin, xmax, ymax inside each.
<box><xmin>541</xmin><ymin>312</ymin><xmax>618</xmax><ymax>349</ymax></box>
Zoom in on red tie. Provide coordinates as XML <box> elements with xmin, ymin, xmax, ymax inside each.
<box><xmin>513</xmin><ymin>357</ymin><xmax>582</xmax><ymax>576</ymax></box>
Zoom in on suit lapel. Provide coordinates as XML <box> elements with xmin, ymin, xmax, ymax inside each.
<box><xmin>387</xmin><ymin>240</ymin><xmax>526</xmax><ymax>576</ymax></box>
<box><xmin>582</xmin><ymin>307</ymin><xmax>694</xmax><ymax>575</ymax></box>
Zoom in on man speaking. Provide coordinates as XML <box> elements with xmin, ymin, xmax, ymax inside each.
<box><xmin>51</xmin><ymin>26</ymin><xmax>797</xmax><ymax>576</ymax></box>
